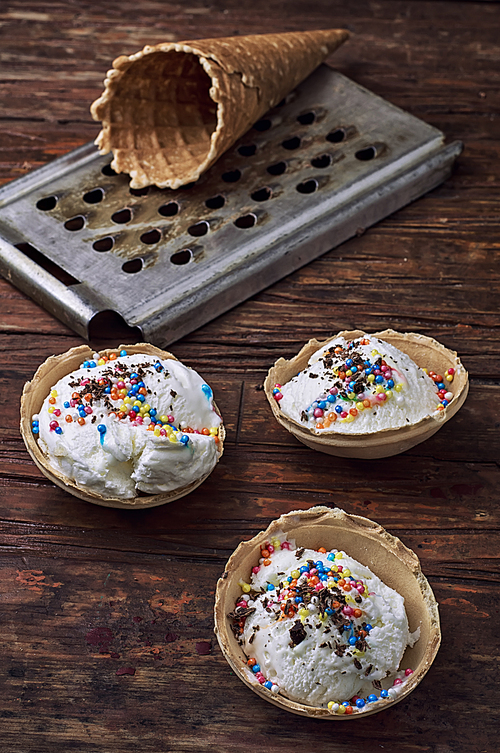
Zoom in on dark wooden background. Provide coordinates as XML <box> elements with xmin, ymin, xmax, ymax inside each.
<box><xmin>0</xmin><ymin>1</ymin><xmax>499</xmax><ymax>751</ymax></box>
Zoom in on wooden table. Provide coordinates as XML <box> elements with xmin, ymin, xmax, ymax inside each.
<box><xmin>0</xmin><ymin>2</ymin><xmax>498</xmax><ymax>751</ymax></box>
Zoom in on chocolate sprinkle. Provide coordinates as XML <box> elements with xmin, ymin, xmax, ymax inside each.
<box><xmin>289</xmin><ymin>620</ymin><xmax>307</xmax><ymax>646</ymax></box>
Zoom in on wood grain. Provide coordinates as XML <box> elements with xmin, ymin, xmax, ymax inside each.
<box><xmin>0</xmin><ymin>1</ymin><xmax>499</xmax><ymax>751</ymax></box>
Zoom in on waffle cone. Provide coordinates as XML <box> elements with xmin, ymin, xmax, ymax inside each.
<box><xmin>20</xmin><ymin>343</ymin><xmax>225</xmax><ymax>509</ymax></box>
<box><xmin>264</xmin><ymin>329</ymin><xmax>469</xmax><ymax>459</ymax></box>
<box><xmin>90</xmin><ymin>29</ymin><xmax>348</xmax><ymax>189</ymax></box>
<box><xmin>214</xmin><ymin>506</ymin><xmax>441</xmax><ymax>719</ymax></box>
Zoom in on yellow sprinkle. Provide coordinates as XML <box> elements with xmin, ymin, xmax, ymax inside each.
<box><xmin>48</xmin><ymin>406</ymin><xmax>54</xmax><ymax>413</ymax></box>
<box><xmin>347</xmin><ymin>392</ymin><xmax>356</xmax><ymax>399</ymax></box>
<box><xmin>160</xmin><ymin>415</ymin><xmax>169</xmax><ymax>424</ymax></box>
<box><xmin>169</xmin><ymin>434</ymin><xmax>177</xmax><ymax>443</ymax></box>
<box><xmin>335</xmin><ymin>552</ymin><xmax>344</xmax><ymax>560</ymax></box>
<box><xmin>357</xmin><ymin>403</ymin><xmax>364</xmax><ymax>412</ymax></box>
<box><xmin>345</xmin><ymin>370</ymin><xmax>352</xmax><ymax>377</ymax></box>
<box><xmin>291</xmin><ymin>570</ymin><xmax>300</xmax><ymax>579</ymax></box>
<box><xmin>371</xmin><ymin>349</ymin><xmax>380</xmax><ymax>356</ymax></box>
<box><xmin>385</xmin><ymin>390</ymin><xmax>392</xmax><ymax>399</ymax></box>
<box><xmin>50</xmin><ymin>390</ymin><xmax>57</xmax><ymax>397</ymax></box>
<box><xmin>343</xmin><ymin>569</ymin><xmax>351</xmax><ymax>577</ymax></box>
<box><xmin>210</xmin><ymin>427</ymin><xmax>218</xmax><ymax>436</ymax></box>
<box><xmin>422</xmin><ymin>368</ymin><xmax>429</xmax><ymax>374</ymax></box>
<box><xmin>124</xmin><ymin>397</ymin><xmax>132</xmax><ymax>404</ymax></box>
<box><xmin>337</xmin><ymin>705</ymin><xmax>346</xmax><ymax>715</ymax></box>
<box><xmin>299</xmin><ymin>608</ymin><xmax>309</xmax><ymax>618</ymax></box>
<box><xmin>143</xmin><ymin>404</ymin><xmax>151</xmax><ymax>413</ymax></box>
<box><xmin>394</xmin><ymin>384</ymin><xmax>403</xmax><ymax>392</ymax></box>
<box><xmin>240</xmin><ymin>582</ymin><xmax>251</xmax><ymax>593</ymax></box>
<box><xmin>367</xmin><ymin>374</ymin><xmax>375</xmax><ymax>383</ymax></box>
<box><xmin>271</xmin><ymin>538</ymin><xmax>281</xmax><ymax>549</ymax></box>
<box><xmin>342</xmin><ymin>415</ymin><xmax>355</xmax><ymax>423</ymax></box>
<box><xmin>446</xmin><ymin>375</ymin><xmax>454</xmax><ymax>382</ymax></box>
<box><xmin>134</xmin><ymin>400</ymin><xmax>142</xmax><ymax>408</ymax></box>
<box><xmin>376</xmin><ymin>385</ymin><xmax>385</xmax><ymax>394</ymax></box>
<box><xmin>154</xmin><ymin>428</ymin><xmax>161</xmax><ymax>437</ymax></box>
<box><xmin>98</xmin><ymin>359</ymin><xmax>105</xmax><ymax>366</ymax></box>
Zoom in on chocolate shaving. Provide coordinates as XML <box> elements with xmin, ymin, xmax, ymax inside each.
<box><xmin>227</xmin><ymin>607</ymin><xmax>255</xmax><ymax>620</ymax></box>
<box><xmin>353</xmin><ymin>658</ymin><xmax>362</xmax><ymax>670</ymax></box>
<box><xmin>289</xmin><ymin>620</ymin><xmax>307</xmax><ymax>647</ymax></box>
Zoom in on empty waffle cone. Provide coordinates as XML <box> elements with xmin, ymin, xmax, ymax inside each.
<box><xmin>90</xmin><ymin>28</ymin><xmax>348</xmax><ymax>189</ymax></box>
<box><xmin>20</xmin><ymin>343</ymin><xmax>225</xmax><ymax>509</ymax></box>
<box><xmin>214</xmin><ymin>506</ymin><xmax>441</xmax><ymax>719</ymax></box>
<box><xmin>264</xmin><ymin>329</ymin><xmax>469</xmax><ymax>459</ymax></box>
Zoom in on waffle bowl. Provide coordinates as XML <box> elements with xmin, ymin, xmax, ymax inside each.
<box><xmin>20</xmin><ymin>343</ymin><xmax>225</xmax><ymax>509</ymax></box>
<box><xmin>214</xmin><ymin>506</ymin><xmax>440</xmax><ymax>719</ymax></box>
<box><xmin>90</xmin><ymin>28</ymin><xmax>348</xmax><ymax>189</ymax></box>
<box><xmin>264</xmin><ymin>329</ymin><xmax>468</xmax><ymax>459</ymax></box>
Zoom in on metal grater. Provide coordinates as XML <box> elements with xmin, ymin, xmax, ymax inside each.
<box><xmin>0</xmin><ymin>65</ymin><xmax>462</xmax><ymax>347</ymax></box>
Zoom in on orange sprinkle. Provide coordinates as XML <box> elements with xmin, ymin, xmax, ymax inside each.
<box><xmin>49</xmin><ymin>397</ymin><xmax>56</xmax><ymax>405</ymax></box>
<box><xmin>318</xmin><ymin>547</ymin><xmax>327</xmax><ymax>554</ymax></box>
<box><xmin>65</xmin><ymin>415</ymin><xmax>73</xmax><ymax>423</ymax></box>
<box><xmin>201</xmin><ymin>428</ymin><xmax>210</xmax><ymax>436</ymax></box>
<box><xmin>109</xmin><ymin>353</ymin><xmax>117</xmax><ymax>360</ymax></box>
<box><xmin>263</xmin><ymin>558</ymin><xmax>272</xmax><ymax>566</ymax></box>
<box><xmin>84</xmin><ymin>393</ymin><xmax>92</xmax><ymax>402</ymax></box>
<box><xmin>77</xmin><ymin>417</ymin><xmax>85</xmax><ymax>426</ymax></box>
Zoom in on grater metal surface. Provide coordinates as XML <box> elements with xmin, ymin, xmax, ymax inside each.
<box><xmin>0</xmin><ymin>66</ymin><xmax>462</xmax><ymax>347</ymax></box>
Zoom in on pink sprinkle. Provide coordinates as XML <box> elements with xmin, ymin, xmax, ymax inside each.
<box><xmin>340</xmin><ymin>411</ymin><xmax>348</xmax><ymax>418</ymax></box>
<box><xmin>117</xmin><ymin>381</ymin><xmax>125</xmax><ymax>389</ymax></box>
<box><xmin>168</xmin><ymin>414</ymin><xmax>175</xmax><ymax>423</ymax></box>
<box><xmin>116</xmin><ymin>667</ymin><xmax>135</xmax><ymax>676</ymax></box>
<box><xmin>70</xmin><ymin>399</ymin><xmax>76</xmax><ymax>407</ymax></box>
<box><xmin>281</xmin><ymin>542</ymin><xmax>291</xmax><ymax>550</ymax></box>
<box><xmin>236</xmin><ymin>601</ymin><xmax>247</xmax><ymax>608</ymax></box>
<box><xmin>255</xmin><ymin>672</ymin><xmax>264</xmax><ymax>680</ymax></box>
<box><xmin>376</xmin><ymin>393</ymin><xmax>386</xmax><ymax>402</ymax></box>
<box><xmin>135</xmin><ymin>416</ymin><xmax>143</xmax><ymax>424</ymax></box>
<box><xmin>314</xmin><ymin>408</ymin><xmax>324</xmax><ymax>418</ymax></box>
<box><xmin>252</xmin><ymin>566</ymin><xmax>260</xmax><ymax>574</ymax></box>
<box><xmin>394</xmin><ymin>678</ymin><xmax>403</xmax><ymax>686</ymax></box>
<box><xmin>448</xmin><ymin>368</ymin><xmax>455</xmax><ymax>375</ymax></box>
<box><xmin>257</xmin><ymin>675</ymin><xmax>266</xmax><ymax>684</ymax></box>
<box><xmin>405</xmin><ymin>668</ymin><xmax>413</xmax><ymax>677</ymax></box>
<box><xmin>356</xmin><ymin>585</ymin><xmax>365</xmax><ymax>593</ymax></box>
<box><xmin>329</xmin><ymin>387</ymin><xmax>338</xmax><ymax>395</ymax></box>
<box><xmin>81</xmin><ymin>379</ymin><xmax>90</xmax><ymax>386</ymax></box>
<box><xmin>53</xmin><ymin>409</ymin><xmax>61</xmax><ymax>416</ymax></box>
<box><xmin>274</xmin><ymin>383</ymin><xmax>282</xmax><ymax>389</ymax></box>
<box><xmin>315</xmin><ymin>583</ymin><xmax>323</xmax><ymax>591</ymax></box>
<box><xmin>84</xmin><ymin>406</ymin><xmax>92</xmax><ymax>414</ymax></box>
<box><xmin>275</xmin><ymin>393</ymin><xmax>283</xmax><ymax>401</ymax></box>
<box><xmin>337</xmin><ymin>565</ymin><xmax>343</xmax><ymax>572</ymax></box>
<box><xmin>160</xmin><ymin>428</ymin><xmax>166</xmax><ymax>436</ymax></box>
<box><xmin>49</xmin><ymin>421</ymin><xmax>59</xmax><ymax>430</ymax></box>
<box><xmin>343</xmin><ymin>605</ymin><xmax>354</xmax><ymax>616</ymax></box>
<box><xmin>267</xmin><ymin>545</ymin><xmax>274</xmax><ymax>554</ymax></box>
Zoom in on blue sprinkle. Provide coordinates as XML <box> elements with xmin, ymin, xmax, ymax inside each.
<box><xmin>154</xmin><ymin>361</ymin><xmax>163</xmax><ymax>372</ymax></box>
<box><xmin>346</xmin><ymin>359</ymin><xmax>353</xmax><ymax>367</ymax></box>
<box><xmin>64</xmin><ymin>401</ymin><xmax>70</xmax><ymax>409</ymax></box>
<box><xmin>252</xmin><ymin>664</ymin><xmax>260</xmax><ymax>673</ymax></box>
<box><xmin>287</xmin><ymin>576</ymin><xmax>293</xmax><ymax>583</ymax></box>
<box><xmin>365</xmin><ymin>624</ymin><xmax>372</xmax><ymax>632</ymax></box>
<box><xmin>98</xmin><ymin>424</ymin><xmax>106</xmax><ymax>445</ymax></box>
<box><xmin>318</xmin><ymin>401</ymin><xmax>327</xmax><ymax>410</ymax></box>
<box><xmin>437</xmin><ymin>382</ymin><xmax>445</xmax><ymax>390</ymax></box>
<box><xmin>32</xmin><ymin>426</ymin><xmax>39</xmax><ymax>434</ymax></box>
<box><xmin>299</xmin><ymin>565</ymin><xmax>309</xmax><ymax>574</ymax></box>
<box><xmin>55</xmin><ymin>427</ymin><xmax>63</xmax><ymax>435</ymax></box>
<box><xmin>201</xmin><ymin>384</ymin><xmax>212</xmax><ymax>400</ymax></box>
<box><xmin>89</xmin><ymin>361</ymin><xmax>96</xmax><ymax>368</ymax></box>
<box><xmin>104</xmin><ymin>386</ymin><xmax>111</xmax><ymax>393</ymax></box>
<box><xmin>441</xmin><ymin>399</ymin><xmax>449</xmax><ymax>407</ymax></box>
<box><xmin>32</xmin><ymin>420</ymin><xmax>39</xmax><ymax>426</ymax></box>
<box><xmin>267</xmin><ymin>583</ymin><xmax>275</xmax><ymax>591</ymax></box>
<box><xmin>327</xmin><ymin>395</ymin><xmax>336</xmax><ymax>403</ymax></box>
<box><xmin>335</xmin><ymin>405</ymin><xmax>342</xmax><ymax>414</ymax></box>
<box><xmin>83</xmin><ymin>361</ymin><xmax>89</xmax><ymax>368</ymax></box>
<box><xmin>130</xmin><ymin>372</ymin><xmax>138</xmax><ymax>379</ymax></box>
<box><xmin>273</xmin><ymin>388</ymin><xmax>280</xmax><ymax>395</ymax></box>
<box><xmin>375</xmin><ymin>375</ymin><xmax>384</xmax><ymax>384</ymax></box>
<box><xmin>264</xmin><ymin>681</ymin><xmax>273</xmax><ymax>690</ymax></box>
<box><xmin>387</xmin><ymin>379</ymin><xmax>394</xmax><ymax>388</ymax></box>
<box><xmin>295</xmin><ymin>596</ymin><xmax>303</xmax><ymax>603</ymax></box>
<box><xmin>351</xmin><ymin>366</ymin><xmax>357</xmax><ymax>373</ymax></box>
<box><xmin>356</xmin><ymin>698</ymin><xmax>366</xmax><ymax>708</ymax></box>
<box><xmin>349</xmin><ymin>636</ymin><xmax>357</xmax><ymax>646</ymax></box>
<box><xmin>327</xmin><ymin>553</ymin><xmax>335</xmax><ymax>561</ymax></box>
<box><xmin>120</xmin><ymin>350</ymin><xmax>127</xmax><ymax>356</ymax></box>
<box><xmin>325</xmin><ymin>608</ymin><xmax>334</xmax><ymax>615</ymax></box>
<box><xmin>367</xmin><ymin>694</ymin><xmax>378</xmax><ymax>703</ymax></box>
<box><xmin>137</xmin><ymin>394</ymin><xmax>145</xmax><ymax>402</ymax></box>
<box><xmin>380</xmin><ymin>689</ymin><xmax>389</xmax><ymax>698</ymax></box>
<box><xmin>180</xmin><ymin>434</ymin><xmax>189</xmax><ymax>445</ymax></box>
<box><xmin>149</xmin><ymin>408</ymin><xmax>157</xmax><ymax>416</ymax></box>
<box><xmin>342</xmin><ymin>701</ymin><xmax>350</xmax><ymax>707</ymax></box>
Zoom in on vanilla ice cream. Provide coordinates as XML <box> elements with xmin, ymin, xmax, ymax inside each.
<box><xmin>275</xmin><ymin>334</ymin><xmax>451</xmax><ymax>435</ymax></box>
<box><xmin>32</xmin><ymin>349</ymin><xmax>222</xmax><ymax>498</ymax></box>
<box><xmin>230</xmin><ymin>540</ymin><xmax>418</xmax><ymax>711</ymax></box>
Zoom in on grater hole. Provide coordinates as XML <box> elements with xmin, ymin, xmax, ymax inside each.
<box><xmin>251</xmin><ymin>187</ymin><xmax>272</xmax><ymax>202</ymax></box>
<box><xmin>282</xmin><ymin>136</ymin><xmax>301</xmax><ymax>150</ymax></box>
<box><xmin>171</xmin><ymin>249</ymin><xmax>192</xmax><ymax>265</ymax></box>
<box><xmin>311</xmin><ymin>154</ymin><xmax>332</xmax><ymax>169</ymax></box>
<box><xmin>112</xmin><ymin>208</ymin><xmax>132</xmax><ymax>224</ymax></box>
<box><xmin>205</xmin><ymin>195</ymin><xmax>225</xmax><ymax>210</ymax></box>
<box><xmin>188</xmin><ymin>221</ymin><xmax>209</xmax><ymax>237</ymax></box>
<box><xmin>355</xmin><ymin>146</ymin><xmax>377</xmax><ymax>161</ymax></box>
<box><xmin>140</xmin><ymin>229</ymin><xmax>161</xmax><ymax>245</ymax></box>
<box><xmin>15</xmin><ymin>242</ymin><xmax>80</xmax><ymax>286</ymax></box>
<box><xmin>64</xmin><ymin>215</ymin><xmax>85</xmax><ymax>231</ymax></box>
<box><xmin>297</xmin><ymin>111</ymin><xmax>315</xmax><ymax>125</ymax></box>
<box><xmin>222</xmin><ymin>169</ymin><xmax>241</xmax><ymax>183</ymax></box>
<box><xmin>267</xmin><ymin>161</ymin><xmax>287</xmax><ymax>176</ymax></box>
<box><xmin>296</xmin><ymin>179</ymin><xmax>318</xmax><ymax>195</ymax></box>
<box><xmin>93</xmin><ymin>236</ymin><xmax>114</xmax><ymax>252</ymax></box>
<box><xmin>253</xmin><ymin>118</ymin><xmax>272</xmax><ymax>132</ymax></box>
<box><xmin>83</xmin><ymin>188</ymin><xmax>104</xmax><ymax>204</ymax></box>
<box><xmin>36</xmin><ymin>195</ymin><xmax>57</xmax><ymax>211</ymax></box>
<box><xmin>158</xmin><ymin>201</ymin><xmax>179</xmax><ymax>217</ymax></box>
<box><xmin>326</xmin><ymin>128</ymin><xmax>345</xmax><ymax>143</ymax></box>
<box><xmin>238</xmin><ymin>144</ymin><xmax>257</xmax><ymax>157</ymax></box>
<box><xmin>101</xmin><ymin>163</ymin><xmax>117</xmax><ymax>176</ymax></box>
<box><xmin>234</xmin><ymin>213</ymin><xmax>257</xmax><ymax>229</ymax></box>
<box><xmin>130</xmin><ymin>186</ymin><xmax>150</xmax><ymax>197</ymax></box>
<box><xmin>122</xmin><ymin>258</ymin><xmax>143</xmax><ymax>274</ymax></box>
<box><xmin>89</xmin><ymin>310</ymin><xmax>142</xmax><ymax>343</ymax></box>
